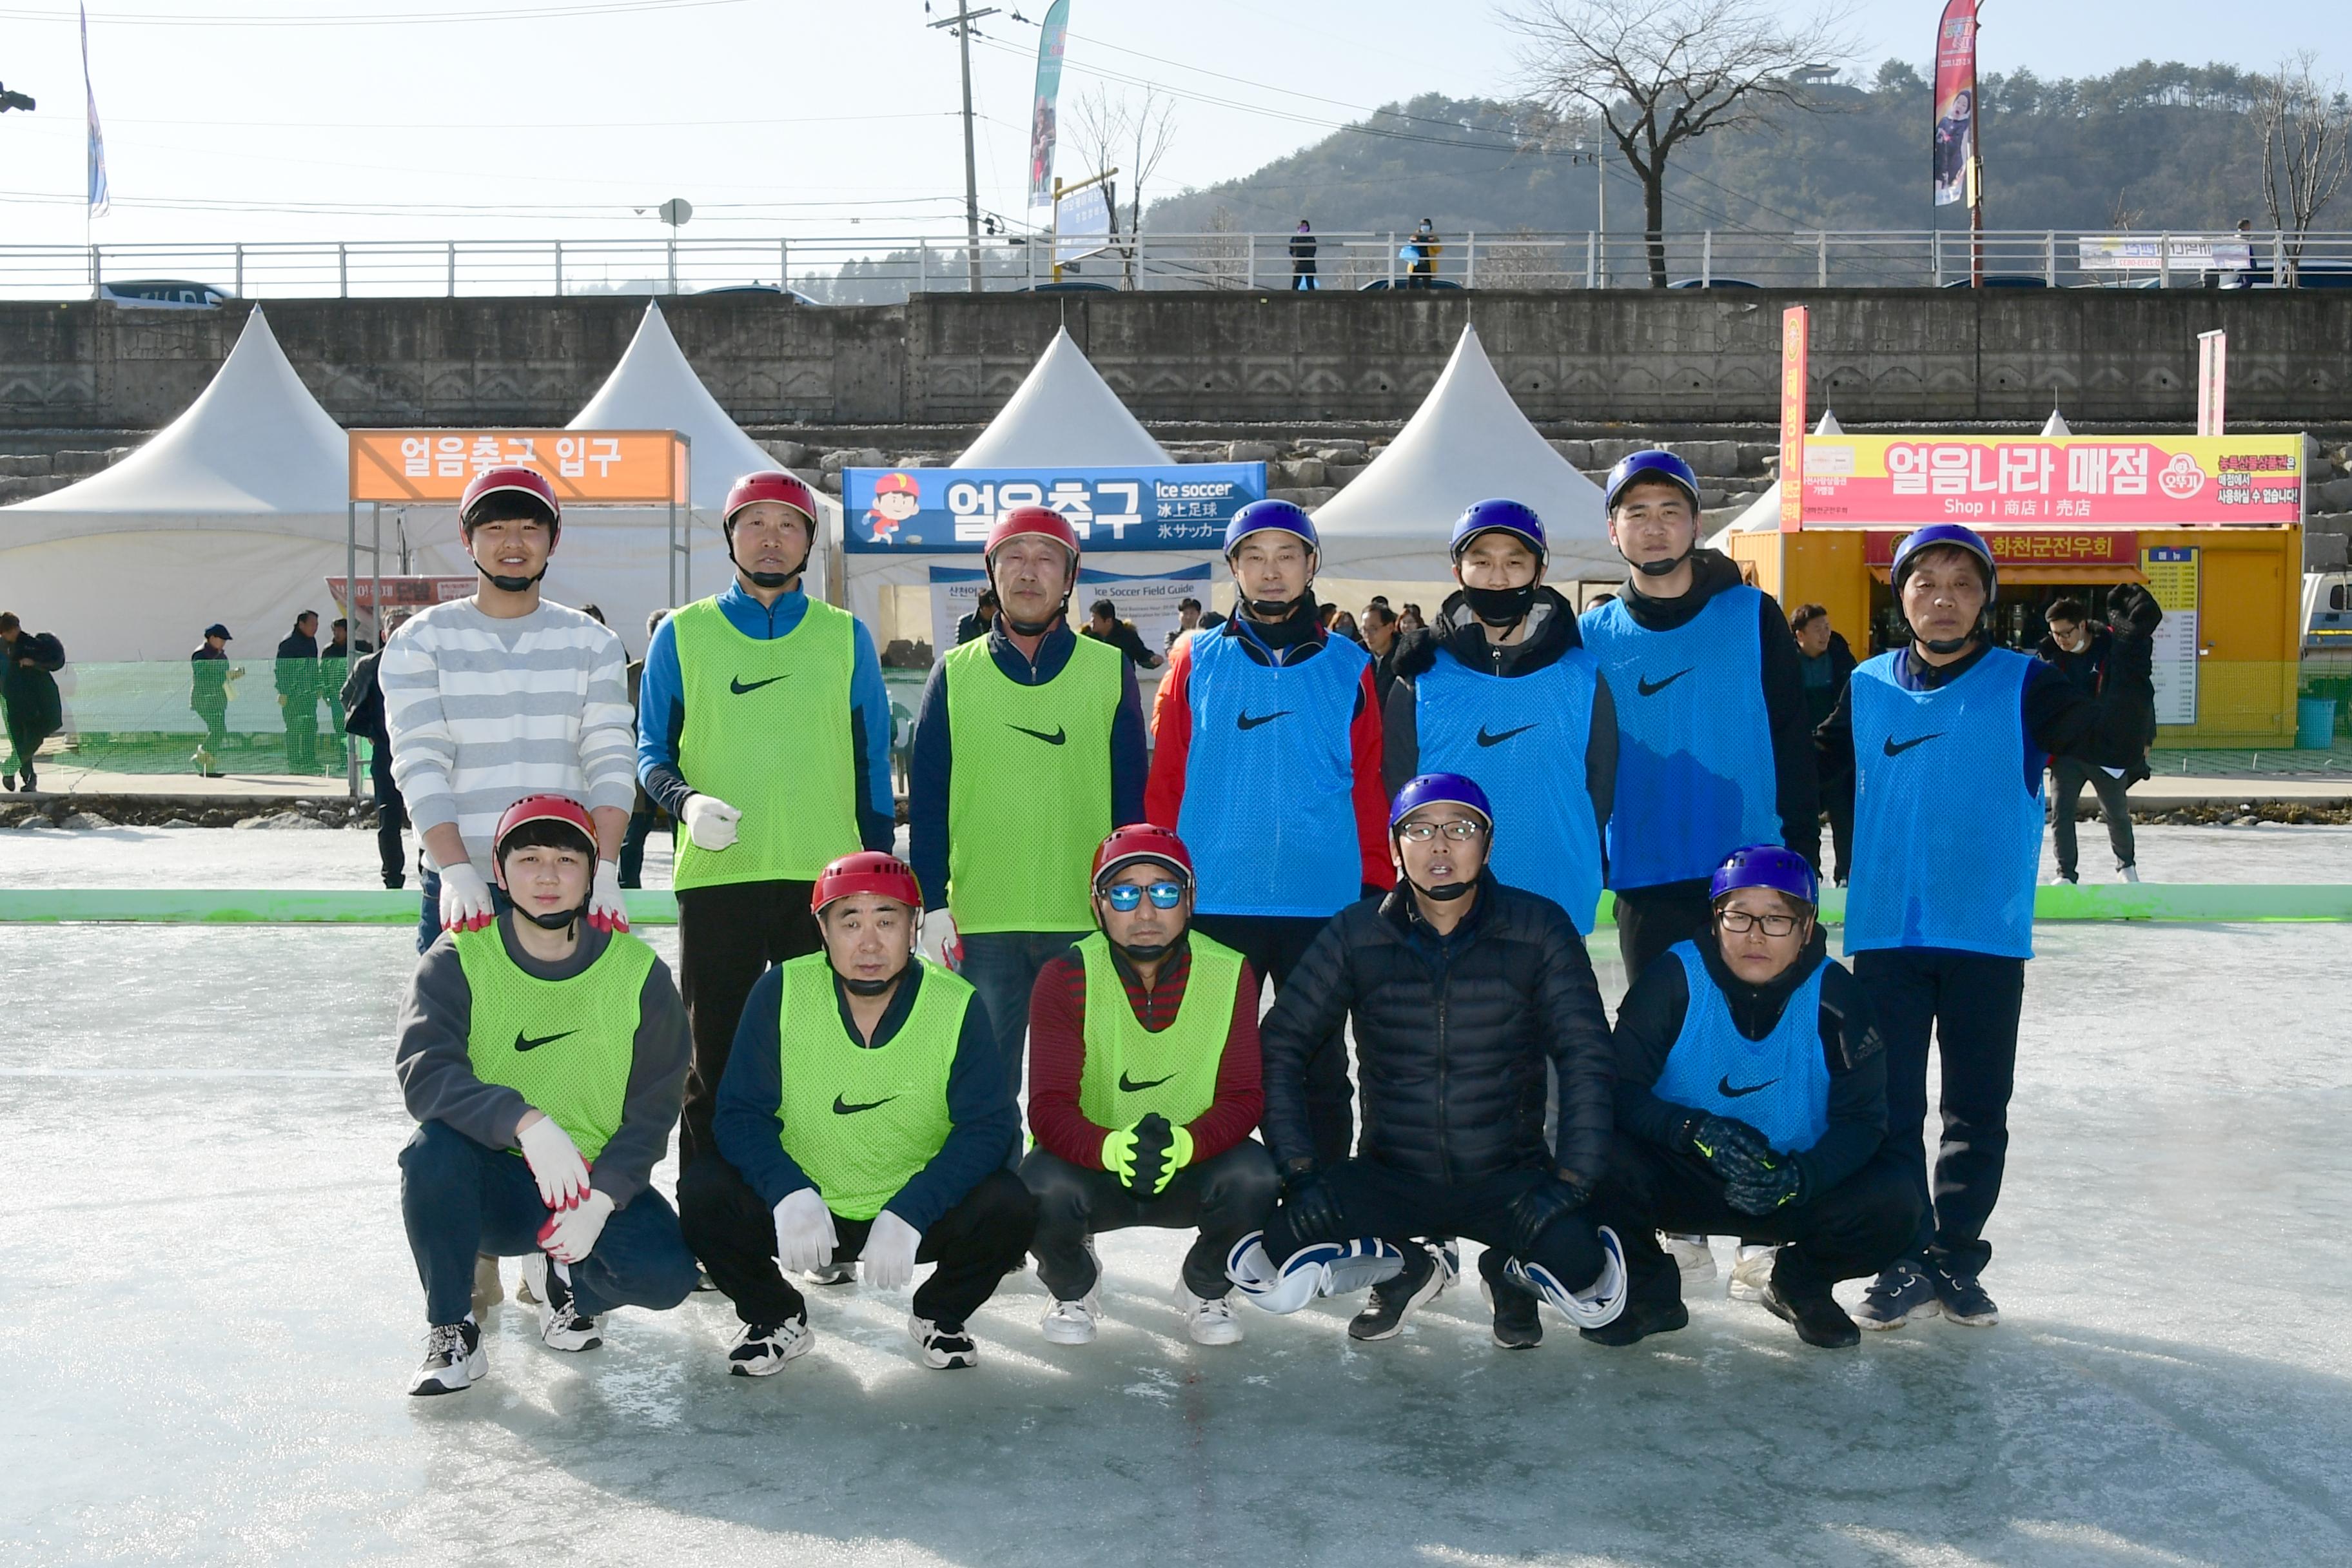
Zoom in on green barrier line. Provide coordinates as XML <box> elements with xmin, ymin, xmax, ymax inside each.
<box><xmin>2</xmin><ymin>887</ymin><xmax>2348</xmax><ymax>925</ymax></box>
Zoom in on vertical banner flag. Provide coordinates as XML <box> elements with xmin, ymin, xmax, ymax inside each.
<box><xmin>1931</xmin><ymin>0</ymin><xmax>1978</xmax><ymax>209</ymax></box>
<box><xmin>2197</xmin><ymin>330</ymin><xmax>2228</xmax><ymax>438</ymax></box>
<box><xmin>1779</xmin><ymin>306</ymin><xmax>1808</xmax><ymax>533</ymax></box>
<box><xmin>81</xmin><ymin>4</ymin><xmax>110</xmax><ymax>218</ymax></box>
<box><xmin>1025</xmin><ymin>0</ymin><xmax>1072</xmax><ymax>217</ymax></box>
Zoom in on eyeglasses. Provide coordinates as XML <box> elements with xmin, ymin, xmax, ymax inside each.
<box><xmin>1100</xmin><ymin>881</ymin><xmax>1185</xmax><ymax>911</ymax></box>
<box><xmin>1717</xmin><ymin>910</ymin><xmax>1801</xmax><ymax>937</ymax></box>
<box><xmin>1396</xmin><ymin>818</ymin><xmax>1487</xmax><ymax>843</ymax></box>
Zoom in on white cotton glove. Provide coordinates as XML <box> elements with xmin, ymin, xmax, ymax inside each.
<box><xmin>772</xmin><ymin>1188</ymin><xmax>838</xmax><ymax>1276</ymax></box>
<box><xmin>538</xmin><ymin>1187</ymin><xmax>614</xmax><ymax>1265</ymax></box>
<box><xmin>919</xmin><ymin>908</ymin><xmax>963</xmax><ymax>972</ymax></box>
<box><xmin>863</xmin><ymin>1209</ymin><xmax>923</xmax><ymax>1292</ymax></box>
<box><xmin>587</xmin><ymin>859</ymin><xmax>630</xmax><ymax>934</ymax></box>
<box><xmin>681</xmin><ymin>792</ymin><xmax>741</xmax><ymax>852</ymax></box>
<box><xmin>436</xmin><ymin>861</ymin><xmax>496</xmax><ymax>933</ymax></box>
<box><xmin>516</xmin><ymin>1115</ymin><xmax>593</xmax><ymax>1211</ymax></box>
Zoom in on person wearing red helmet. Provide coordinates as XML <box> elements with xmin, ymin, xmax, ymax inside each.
<box><xmin>382</xmin><ymin>465</ymin><xmax>637</xmax><ymax>954</ymax></box>
<box><xmin>908</xmin><ymin>505</ymin><xmax>1148</xmax><ymax>1134</ymax></box>
<box><xmin>1017</xmin><ymin>825</ymin><xmax>1280</xmax><ymax>1348</ymax></box>
<box><xmin>394</xmin><ymin>795</ymin><xmax>696</xmax><ymax>1396</ymax></box>
<box><xmin>677</xmin><ymin>850</ymin><xmax>1035</xmax><ymax>1375</ymax></box>
<box><xmin>634</xmin><ymin>469</ymin><xmax>896</xmax><ymax>1195</ymax></box>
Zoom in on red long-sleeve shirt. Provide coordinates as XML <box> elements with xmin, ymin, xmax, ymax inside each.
<box><xmin>1144</xmin><ymin>626</ymin><xmax>1395</xmax><ymax>892</ymax></box>
<box><xmin>1026</xmin><ymin>942</ymin><xmax>1264</xmax><ymax>1169</ymax></box>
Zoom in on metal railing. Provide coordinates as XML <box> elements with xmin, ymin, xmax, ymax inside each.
<box><xmin>4</xmin><ymin>228</ymin><xmax>2351</xmax><ymax>304</ymax></box>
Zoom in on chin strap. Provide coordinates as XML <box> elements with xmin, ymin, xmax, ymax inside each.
<box><xmin>478</xmin><ymin>564</ymin><xmax>548</xmax><ymax>593</ymax></box>
<box><xmin>1629</xmin><ymin>545</ymin><xmax>1692</xmax><ymax>580</ymax></box>
<box><xmin>729</xmin><ymin>531</ymin><xmax>809</xmax><ymax>593</ymax></box>
<box><xmin>1407</xmin><ymin>877</ymin><xmax>1473</xmax><ymax>903</ymax></box>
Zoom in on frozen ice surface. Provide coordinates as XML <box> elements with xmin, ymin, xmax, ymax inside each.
<box><xmin>3</xmin><ymin>917</ymin><xmax>2349</xmax><ymax>1566</ymax></box>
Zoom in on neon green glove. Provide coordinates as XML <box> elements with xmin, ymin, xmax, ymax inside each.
<box><xmin>1102</xmin><ymin>1113</ymin><xmax>1194</xmax><ymax>1199</ymax></box>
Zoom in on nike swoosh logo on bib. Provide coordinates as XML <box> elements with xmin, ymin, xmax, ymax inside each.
<box><xmin>1718</xmin><ymin>1075</ymin><xmax>1776</xmax><ymax>1099</ymax></box>
<box><xmin>1883</xmin><ymin>732</ymin><xmax>1945</xmax><ymax>757</ymax></box>
<box><xmin>1636</xmin><ymin>669</ymin><xmax>1694</xmax><ymax>698</ymax></box>
<box><xmin>514</xmin><ymin>1030</ymin><xmax>574</xmax><ymax>1053</ymax></box>
<box><xmin>730</xmin><ymin>675</ymin><xmax>787</xmax><ymax>696</ymax></box>
<box><xmin>832</xmin><ymin>1093</ymin><xmax>899</xmax><ymax>1115</ymax></box>
<box><xmin>1237</xmin><ymin>709</ymin><xmax>1291</xmax><ymax>730</ymax></box>
<box><xmin>1118</xmin><ymin>1071</ymin><xmax>1175</xmax><ymax>1093</ymax></box>
<box><xmin>1476</xmin><ymin>723</ymin><xmax>1536</xmax><ymax>747</ymax></box>
<box><xmin>1010</xmin><ymin>724</ymin><xmax>1067</xmax><ymax>745</ymax></box>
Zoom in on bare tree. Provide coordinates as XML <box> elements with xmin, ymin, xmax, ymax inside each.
<box><xmin>1068</xmin><ymin>84</ymin><xmax>1179</xmax><ymax>288</ymax></box>
<box><xmin>2259</xmin><ymin>52</ymin><xmax>2352</xmax><ymax>282</ymax></box>
<box><xmin>1505</xmin><ymin>0</ymin><xmax>1856</xmax><ymax>288</ymax></box>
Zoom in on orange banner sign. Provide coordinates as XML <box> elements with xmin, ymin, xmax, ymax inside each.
<box><xmin>348</xmin><ymin>429</ymin><xmax>687</xmax><ymax>504</ymax></box>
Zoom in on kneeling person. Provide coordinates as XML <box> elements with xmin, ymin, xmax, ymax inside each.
<box><xmin>1590</xmin><ymin>847</ymin><xmax>1920</xmax><ymax>1349</ymax></box>
<box><xmin>396</xmin><ymin>795</ymin><xmax>698</xmax><ymax>1396</ymax></box>
<box><xmin>1022</xmin><ymin>825</ymin><xmax>1280</xmax><ymax>1347</ymax></box>
<box><xmin>679</xmin><ymin>852</ymin><xmax>1034</xmax><ymax>1375</ymax></box>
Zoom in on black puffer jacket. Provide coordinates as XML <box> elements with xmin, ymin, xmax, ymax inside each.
<box><xmin>1260</xmin><ymin>876</ymin><xmax>1614</xmax><ymax>1185</ymax></box>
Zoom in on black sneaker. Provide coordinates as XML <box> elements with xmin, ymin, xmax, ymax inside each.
<box><xmin>1854</xmin><ymin>1259</ymin><xmax>1941</xmax><ymax>1330</ymax></box>
<box><xmin>1759</xmin><ymin>1275</ymin><xmax>1861</xmax><ymax>1349</ymax></box>
<box><xmin>408</xmin><ymin>1318</ymin><xmax>484</xmax><ymax>1396</ymax></box>
<box><xmin>1577</xmin><ymin>1295</ymin><xmax>1689</xmax><ymax>1348</ymax></box>
<box><xmin>1926</xmin><ymin>1260</ymin><xmax>2000</xmax><ymax>1326</ymax></box>
<box><xmin>909</xmin><ymin>1315</ymin><xmax>980</xmax><ymax>1369</ymax></box>
<box><xmin>1348</xmin><ymin>1244</ymin><xmax>1440</xmax><ymax>1341</ymax></box>
<box><xmin>1482</xmin><ymin>1277</ymin><xmax>1543</xmax><ymax>1349</ymax></box>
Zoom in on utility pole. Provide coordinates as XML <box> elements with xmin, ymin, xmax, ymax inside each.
<box><xmin>1572</xmin><ymin>134</ymin><xmax>1607</xmax><ymax>288</ymax></box>
<box><xmin>929</xmin><ymin>0</ymin><xmax>999</xmax><ymax>295</ymax></box>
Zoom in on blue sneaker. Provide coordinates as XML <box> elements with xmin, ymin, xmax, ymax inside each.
<box><xmin>1926</xmin><ymin>1260</ymin><xmax>2000</xmax><ymax>1327</ymax></box>
<box><xmin>1853</xmin><ymin>1259</ymin><xmax>1941</xmax><ymax>1331</ymax></box>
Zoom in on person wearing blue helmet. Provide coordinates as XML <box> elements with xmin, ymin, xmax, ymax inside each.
<box><xmin>1383</xmin><ymin>498</ymin><xmax>1616</xmax><ymax>934</ymax></box>
<box><xmin>1579</xmin><ymin>450</ymin><xmax>1819</xmax><ymax>993</ymax></box>
<box><xmin>1147</xmin><ymin>498</ymin><xmax>1393</xmax><ymax>1170</ymax></box>
<box><xmin>1585</xmin><ymin>845</ymin><xmax>1917</xmax><ymax>1349</ymax></box>
<box><xmin>1817</xmin><ymin>523</ymin><xmax>2160</xmax><ymax>1333</ymax></box>
<box><xmin>1254</xmin><ymin>773</ymin><xmax>1621</xmax><ymax>1348</ymax></box>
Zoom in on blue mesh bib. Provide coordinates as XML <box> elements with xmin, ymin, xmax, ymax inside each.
<box><xmin>1649</xmin><ymin>941</ymin><xmax>1830</xmax><ymax>1155</ymax></box>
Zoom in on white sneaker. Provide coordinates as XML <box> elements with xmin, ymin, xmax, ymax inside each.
<box><xmin>805</xmin><ymin>1260</ymin><xmax>857</xmax><ymax>1287</ymax></box>
<box><xmin>471</xmin><ymin>1253</ymin><xmax>505</xmax><ymax>1315</ymax></box>
<box><xmin>727</xmin><ymin>1314</ymin><xmax>813</xmax><ymax>1377</ymax></box>
<box><xmin>1728</xmin><ymin>1244</ymin><xmax>1778</xmax><ymax>1302</ymax></box>
<box><xmin>408</xmin><ymin>1318</ymin><xmax>484</xmax><ymax>1396</ymax></box>
<box><xmin>1176</xmin><ymin>1282</ymin><xmax>1245</xmax><ymax>1346</ymax></box>
<box><xmin>522</xmin><ymin>1251</ymin><xmax>602</xmax><ymax>1351</ymax></box>
<box><xmin>1661</xmin><ymin>1233</ymin><xmax>1716</xmax><ymax>1285</ymax></box>
<box><xmin>909</xmin><ymin>1314</ymin><xmax>980</xmax><ymax>1369</ymax></box>
<box><xmin>2118</xmin><ymin>863</ymin><xmax>2142</xmax><ymax>883</ymax></box>
<box><xmin>1039</xmin><ymin>1293</ymin><xmax>1101</xmax><ymax>1346</ymax></box>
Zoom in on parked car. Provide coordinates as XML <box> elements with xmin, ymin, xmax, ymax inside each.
<box><xmin>2211</xmin><ymin>260</ymin><xmax>2352</xmax><ymax>289</ymax></box>
<box><xmin>1013</xmin><ymin>280</ymin><xmax>1119</xmax><ymax>293</ymax></box>
<box><xmin>1358</xmin><ymin>277</ymin><xmax>1465</xmax><ymax>291</ymax></box>
<box><xmin>1941</xmin><ymin>275</ymin><xmax>2050</xmax><ymax>288</ymax></box>
<box><xmin>697</xmin><ymin>283</ymin><xmax>822</xmax><ymax>304</ymax></box>
<box><xmin>97</xmin><ymin>279</ymin><xmax>234</xmax><ymax>309</ymax></box>
<box><xmin>1669</xmin><ymin>277</ymin><xmax>1761</xmax><ymax>289</ymax></box>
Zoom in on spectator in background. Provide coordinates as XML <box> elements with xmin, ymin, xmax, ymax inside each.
<box><xmin>2037</xmin><ymin>597</ymin><xmax>2149</xmax><ymax>885</ymax></box>
<box><xmin>1409</xmin><ymin>219</ymin><xmax>1440</xmax><ymax>288</ymax></box>
<box><xmin>189</xmin><ymin>623</ymin><xmax>239</xmax><ymax>779</ymax></box>
<box><xmin>1083</xmin><ymin>598</ymin><xmax>1164</xmax><ymax>670</ymax></box>
<box><xmin>276</xmin><ymin>611</ymin><xmax>323</xmax><ymax>775</ymax></box>
<box><xmin>319</xmin><ymin>617</ymin><xmax>371</xmax><ymax>774</ymax></box>
<box><xmin>1398</xmin><ymin>603</ymin><xmax>1426</xmax><ymax>635</ymax></box>
<box><xmin>1289</xmin><ymin>219</ymin><xmax>1319</xmax><ymax>291</ymax></box>
<box><xmin>1791</xmin><ymin>604</ymin><xmax>1858</xmax><ymax>887</ymax></box>
<box><xmin>341</xmin><ymin>608</ymin><xmax>413</xmax><ymax>889</ymax></box>
<box><xmin>956</xmin><ymin>589</ymin><xmax>999</xmax><ymax>646</ymax></box>
<box><xmin>1359</xmin><ymin>601</ymin><xmax>1402</xmax><ymax>708</ymax></box>
<box><xmin>620</xmin><ymin>608</ymin><xmax>669</xmax><ymax>890</ymax></box>
<box><xmin>1328</xmin><ymin>609</ymin><xmax>1364</xmax><ymax>645</ymax></box>
<box><xmin>0</xmin><ymin>611</ymin><xmax>66</xmax><ymax>794</ymax></box>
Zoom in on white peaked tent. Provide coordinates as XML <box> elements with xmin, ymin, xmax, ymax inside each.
<box><xmin>0</xmin><ymin>306</ymin><xmax>354</xmax><ymax>662</ymax></box>
<box><xmin>955</xmin><ymin>327</ymin><xmax>1171</xmax><ymax>467</ymax></box>
<box><xmin>1310</xmin><ymin>324</ymin><xmax>1612</xmax><ymax>594</ymax></box>
<box><xmin>1710</xmin><ymin>409</ymin><xmax>1845</xmax><ymax>547</ymax></box>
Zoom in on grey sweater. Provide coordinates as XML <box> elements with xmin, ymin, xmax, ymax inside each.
<box><xmin>393</xmin><ymin>919</ymin><xmax>690</xmax><ymax>1208</ymax></box>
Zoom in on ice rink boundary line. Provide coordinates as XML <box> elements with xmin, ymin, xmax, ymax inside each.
<box><xmin>2</xmin><ymin>887</ymin><xmax>2349</xmax><ymax>926</ymax></box>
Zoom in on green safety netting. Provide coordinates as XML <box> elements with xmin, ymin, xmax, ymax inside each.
<box><xmin>10</xmin><ymin>660</ymin><xmax>369</xmax><ymax>779</ymax></box>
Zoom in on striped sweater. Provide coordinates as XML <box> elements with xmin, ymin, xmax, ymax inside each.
<box><xmin>380</xmin><ymin>598</ymin><xmax>637</xmax><ymax>879</ymax></box>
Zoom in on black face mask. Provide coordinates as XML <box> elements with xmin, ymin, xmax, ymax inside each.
<box><xmin>1245</xmin><ymin>595</ymin><xmax>1304</xmax><ymax>620</ymax></box>
<box><xmin>1461</xmin><ymin>582</ymin><xmax>1536</xmax><ymax>627</ymax></box>
<box><xmin>1409</xmin><ymin>875</ymin><xmax>1474</xmax><ymax>903</ymax></box>
<box><xmin>1115</xmin><ymin>937</ymin><xmax>1174</xmax><ymax>963</ymax></box>
<box><xmin>1630</xmin><ymin>545</ymin><xmax>1692</xmax><ymax>580</ymax></box>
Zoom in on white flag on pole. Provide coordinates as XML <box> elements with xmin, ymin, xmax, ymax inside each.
<box><xmin>82</xmin><ymin>4</ymin><xmax>110</xmax><ymax>218</ymax></box>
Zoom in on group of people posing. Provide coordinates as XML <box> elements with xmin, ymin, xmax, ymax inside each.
<box><xmin>384</xmin><ymin>448</ymin><xmax>2161</xmax><ymax>1396</ymax></box>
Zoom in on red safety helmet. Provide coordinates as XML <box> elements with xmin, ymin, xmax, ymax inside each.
<box><xmin>460</xmin><ymin>466</ymin><xmax>561</xmax><ymax>533</ymax></box>
<box><xmin>1092</xmin><ymin>823</ymin><xmax>1195</xmax><ymax>892</ymax></box>
<box><xmin>723</xmin><ymin>470</ymin><xmax>819</xmax><ymax>536</ymax></box>
<box><xmin>985</xmin><ymin>505</ymin><xmax>1081</xmax><ymax>567</ymax></box>
<box><xmin>490</xmin><ymin>794</ymin><xmax>597</xmax><ymax>885</ymax></box>
<box><xmin>810</xmin><ymin>850</ymin><xmax>924</xmax><ymax>916</ymax></box>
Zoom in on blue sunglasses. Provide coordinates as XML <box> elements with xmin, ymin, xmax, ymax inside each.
<box><xmin>1099</xmin><ymin>880</ymin><xmax>1185</xmax><ymax>911</ymax></box>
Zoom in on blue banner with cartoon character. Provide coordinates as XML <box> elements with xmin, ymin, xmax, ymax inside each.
<box><xmin>843</xmin><ymin>464</ymin><xmax>1268</xmax><ymax>553</ymax></box>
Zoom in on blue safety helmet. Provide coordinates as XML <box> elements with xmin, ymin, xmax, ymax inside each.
<box><xmin>1890</xmin><ymin>522</ymin><xmax>1999</xmax><ymax>603</ymax></box>
<box><xmin>1709</xmin><ymin>844</ymin><xmax>1819</xmax><ymax>910</ymax></box>
<box><xmin>1388</xmin><ymin>772</ymin><xmax>1493</xmax><ymax>832</ymax></box>
<box><xmin>1224</xmin><ymin>498</ymin><xmax>1319</xmax><ymax>558</ymax></box>
<box><xmin>1603</xmin><ymin>449</ymin><xmax>1702</xmax><ymax>514</ymax></box>
<box><xmin>1449</xmin><ymin>498</ymin><xmax>1548</xmax><ymax>565</ymax></box>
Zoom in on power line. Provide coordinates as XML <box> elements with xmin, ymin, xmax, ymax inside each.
<box><xmin>0</xmin><ymin>0</ymin><xmax>740</xmax><ymax>23</ymax></box>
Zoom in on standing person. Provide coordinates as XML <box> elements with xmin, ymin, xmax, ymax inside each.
<box><xmin>2037</xmin><ymin>597</ymin><xmax>2148</xmax><ymax>884</ymax></box>
<box><xmin>1382</xmin><ymin>500</ymin><xmax>1616</xmax><ymax>936</ymax></box>
<box><xmin>1409</xmin><ymin>219</ymin><xmax>1440</xmax><ymax>286</ymax></box>
<box><xmin>1145</xmin><ymin>499</ymin><xmax>1392</xmax><ymax>1169</ymax></box>
<box><xmin>275</xmin><ymin>610</ymin><xmax>322</xmax><ymax>774</ymax></box>
<box><xmin>1790</xmin><ymin>604</ymin><xmax>1858</xmax><ymax>887</ymax></box>
<box><xmin>1579</xmin><ymin>451</ymin><xmax>1817</xmax><ymax>981</ymax></box>
<box><xmin>0</xmin><ymin>612</ymin><xmax>64</xmax><ymax>794</ymax></box>
<box><xmin>1081</xmin><ymin>598</ymin><xmax>1164</xmax><ymax>670</ymax></box>
<box><xmin>1021</xmin><ymin>825</ymin><xmax>1278</xmax><ymax>1347</ymax></box>
<box><xmin>910</xmin><ymin>506</ymin><xmax>1149</xmax><ymax>1127</ymax></box>
<box><xmin>636</xmin><ymin>471</ymin><xmax>895</xmax><ymax>1174</ymax></box>
<box><xmin>318</xmin><ymin>617</ymin><xmax>369</xmax><ymax>774</ymax></box>
<box><xmin>381</xmin><ymin>466</ymin><xmax>638</xmax><ymax>956</ymax></box>
<box><xmin>188</xmin><ymin>623</ymin><xmax>239</xmax><ymax>779</ymax></box>
<box><xmin>1589</xmin><ymin>846</ymin><xmax>1917</xmax><ymax>1349</ymax></box>
<box><xmin>1818</xmin><ymin>525</ymin><xmax>2159</xmax><ymax>1330</ymax></box>
<box><xmin>395</xmin><ymin>795</ymin><xmax>698</xmax><ymax>1396</ymax></box>
<box><xmin>1289</xmin><ymin>219</ymin><xmax>1318</xmax><ymax>291</ymax></box>
<box><xmin>1358</xmin><ymin>602</ymin><xmax>1402</xmax><ymax>707</ymax></box>
<box><xmin>1240</xmin><ymin>774</ymin><xmax>1623</xmax><ymax>1347</ymax></box>
<box><xmin>956</xmin><ymin>589</ymin><xmax>999</xmax><ymax>647</ymax></box>
<box><xmin>678</xmin><ymin>852</ymin><xmax>1035</xmax><ymax>1375</ymax></box>
<box><xmin>340</xmin><ymin>609</ymin><xmax>413</xmax><ymax>890</ymax></box>
<box><xmin>618</xmin><ymin>609</ymin><xmax>669</xmax><ymax>890</ymax></box>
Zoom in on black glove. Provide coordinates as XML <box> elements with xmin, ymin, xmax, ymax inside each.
<box><xmin>1689</xmin><ymin>1114</ymin><xmax>1779</xmax><ymax>1186</ymax></box>
<box><xmin>2106</xmin><ymin>582</ymin><xmax>2162</xmax><ymax>642</ymax></box>
<box><xmin>1505</xmin><ymin>1173</ymin><xmax>1591</xmax><ymax>1259</ymax></box>
<box><xmin>1279</xmin><ymin>1161</ymin><xmax>1346</xmax><ymax>1241</ymax></box>
<box><xmin>1724</xmin><ymin>1158</ymin><xmax>1806</xmax><ymax>1216</ymax></box>
<box><xmin>1122</xmin><ymin>1113</ymin><xmax>1177</xmax><ymax>1202</ymax></box>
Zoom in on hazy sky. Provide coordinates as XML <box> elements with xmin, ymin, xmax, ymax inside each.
<box><xmin>0</xmin><ymin>0</ymin><xmax>2337</xmax><ymax>259</ymax></box>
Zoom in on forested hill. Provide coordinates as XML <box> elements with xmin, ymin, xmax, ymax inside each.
<box><xmin>1141</xmin><ymin>62</ymin><xmax>2284</xmax><ymax>238</ymax></box>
